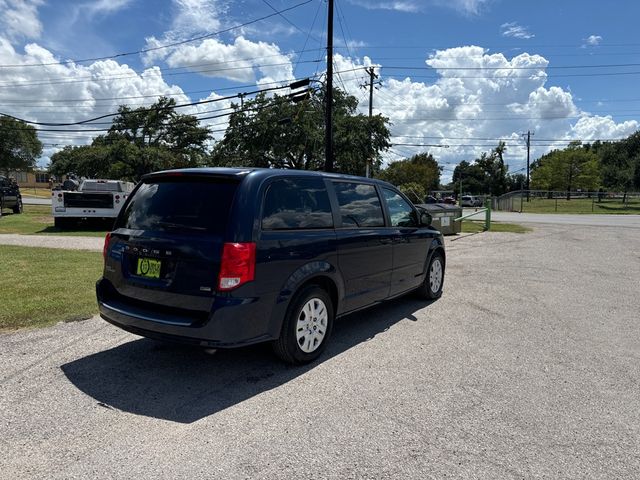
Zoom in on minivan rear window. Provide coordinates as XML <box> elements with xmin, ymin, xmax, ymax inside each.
<box><xmin>115</xmin><ymin>177</ymin><xmax>238</xmax><ymax>235</ymax></box>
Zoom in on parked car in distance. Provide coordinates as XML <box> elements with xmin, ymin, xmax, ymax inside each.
<box><xmin>0</xmin><ymin>175</ymin><xmax>23</xmax><ymax>215</ymax></box>
<box><xmin>97</xmin><ymin>168</ymin><xmax>446</xmax><ymax>364</ymax></box>
<box><xmin>461</xmin><ymin>195</ymin><xmax>483</xmax><ymax>207</ymax></box>
<box><xmin>443</xmin><ymin>197</ymin><xmax>457</xmax><ymax>205</ymax></box>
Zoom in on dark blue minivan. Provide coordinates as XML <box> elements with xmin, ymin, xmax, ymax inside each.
<box><xmin>97</xmin><ymin>168</ymin><xmax>445</xmax><ymax>363</ymax></box>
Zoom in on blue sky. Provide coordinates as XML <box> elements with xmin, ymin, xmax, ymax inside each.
<box><xmin>1</xmin><ymin>0</ymin><xmax>639</xmax><ymax>177</ymax></box>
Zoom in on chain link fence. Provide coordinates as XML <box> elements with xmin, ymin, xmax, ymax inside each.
<box><xmin>495</xmin><ymin>190</ymin><xmax>640</xmax><ymax>213</ymax></box>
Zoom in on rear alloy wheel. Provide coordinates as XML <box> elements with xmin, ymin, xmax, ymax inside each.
<box><xmin>273</xmin><ymin>285</ymin><xmax>333</xmax><ymax>364</ymax></box>
<box><xmin>417</xmin><ymin>251</ymin><xmax>445</xmax><ymax>300</ymax></box>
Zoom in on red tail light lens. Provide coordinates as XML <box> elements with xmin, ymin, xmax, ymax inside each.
<box><xmin>218</xmin><ymin>242</ymin><xmax>256</xmax><ymax>291</ymax></box>
<box><xmin>103</xmin><ymin>232</ymin><xmax>112</xmax><ymax>262</ymax></box>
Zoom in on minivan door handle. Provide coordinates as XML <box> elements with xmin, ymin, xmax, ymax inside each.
<box><xmin>379</xmin><ymin>238</ymin><xmax>393</xmax><ymax>245</ymax></box>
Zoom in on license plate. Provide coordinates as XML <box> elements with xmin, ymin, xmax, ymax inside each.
<box><xmin>136</xmin><ymin>257</ymin><xmax>161</xmax><ymax>279</ymax></box>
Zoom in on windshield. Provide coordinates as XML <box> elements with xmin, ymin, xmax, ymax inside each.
<box><xmin>115</xmin><ymin>177</ymin><xmax>238</xmax><ymax>235</ymax></box>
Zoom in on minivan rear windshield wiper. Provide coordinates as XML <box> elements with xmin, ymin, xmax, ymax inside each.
<box><xmin>157</xmin><ymin>222</ymin><xmax>207</xmax><ymax>232</ymax></box>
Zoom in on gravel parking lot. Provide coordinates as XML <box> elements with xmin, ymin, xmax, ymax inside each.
<box><xmin>1</xmin><ymin>224</ymin><xmax>639</xmax><ymax>479</ymax></box>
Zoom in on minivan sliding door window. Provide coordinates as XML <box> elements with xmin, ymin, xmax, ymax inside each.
<box><xmin>332</xmin><ymin>182</ymin><xmax>385</xmax><ymax>228</ymax></box>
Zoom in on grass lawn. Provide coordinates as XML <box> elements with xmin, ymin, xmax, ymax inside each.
<box><xmin>462</xmin><ymin>221</ymin><xmax>532</xmax><ymax>234</ymax></box>
<box><xmin>0</xmin><ymin>205</ymin><xmax>109</xmax><ymax>237</ymax></box>
<box><xmin>517</xmin><ymin>197</ymin><xmax>640</xmax><ymax>215</ymax></box>
<box><xmin>20</xmin><ymin>188</ymin><xmax>52</xmax><ymax>199</ymax></box>
<box><xmin>0</xmin><ymin>245</ymin><xmax>102</xmax><ymax>331</ymax></box>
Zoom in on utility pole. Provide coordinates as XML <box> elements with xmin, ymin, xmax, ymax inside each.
<box><xmin>324</xmin><ymin>0</ymin><xmax>334</xmax><ymax>173</ymax></box>
<box><xmin>522</xmin><ymin>130</ymin><xmax>534</xmax><ymax>201</ymax></box>
<box><xmin>365</xmin><ymin>66</ymin><xmax>379</xmax><ymax>178</ymax></box>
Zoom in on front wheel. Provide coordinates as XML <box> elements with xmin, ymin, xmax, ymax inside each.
<box><xmin>272</xmin><ymin>286</ymin><xmax>334</xmax><ymax>364</ymax></box>
<box><xmin>12</xmin><ymin>198</ymin><xmax>23</xmax><ymax>214</ymax></box>
<box><xmin>417</xmin><ymin>251</ymin><xmax>445</xmax><ymax>300</ymax></box>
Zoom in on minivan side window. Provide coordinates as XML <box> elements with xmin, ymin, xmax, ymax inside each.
<box><xmin>332</xmin><ymin>182</ymin><xmax>385</xmax><ymax>228</ymax></box>
<box><xmin>382</xmin><ymin>188</ymin><xmax>418</xmax><ymax>227</ymax></box>
<box><xmin>262</xmin><ymin>178</ymin><xmax>333</xmax><ymax>230</ymax></box>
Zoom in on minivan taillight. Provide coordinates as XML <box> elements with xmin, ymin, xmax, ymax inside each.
<box><xmin>218</xmin><ymin>242</ymin><xmax>256</xmax><ymax>291</ymax></box>
<box><xmin>103</xmin><ymin>232</ymin><xmax>111</xmax><ymax>262</ymax></box>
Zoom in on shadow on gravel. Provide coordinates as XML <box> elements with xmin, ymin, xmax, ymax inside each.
<box><xmin>61</xmin><ymin>297</ymin><xmax>434</xmax><ymax>423</ymax></box>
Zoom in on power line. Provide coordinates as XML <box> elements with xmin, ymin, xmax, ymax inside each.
<box><xmin>0</xmin><ymin>0</ymin><xmax>315</xmax><ymax>68</ymax></box>
<box><xmin>381</xmin><ymin>70</ymin><xmax>640</xmax><ymax>79</ymax></box>
<box><xmin>261</xmin><ymin>0</ymin><xmax>321</xmax><ymax>43</ymax></box>
<box><xmin>292</xmin><ymin>0</ymin><xmax>324</xmax><ymax>76</ymax></box>
<box><xmin>0</xmin><ymin>77</ymin><xmax>317</xmax><ymax>106</ymax></box>
<box><xmin>9</xmin><ymin>58</ymin><xmax>640</xmax><ymax>90</ymax></box>
<box><xmin>0</xmin><ymin>81</ymin><xmax>304</xmax><ymax>128</ymax></box>
<box><xmin>383</xmin><ymin>62</ymin><xmax>640</xmax><ymax>71</ymax></box>
<box><xmin>327</xmin><ymin>42</ymin><xmax>640</xmax><ymax>49</ymax></box>
<box><xmin>325</xmin><ymin>65</ymin><xmax>640</xmax><ymax>80</ymax></box>
<box><xmin>389</xmin><ymin>113</ymin><xmax>640</xmax><ymax>122</ymax></box>
<box><xmin>0</xmin><ymin>59</ymin><xmax>322</xmax><ymax>89</ymax></box>
<box><xmin>391</xmin><ymin>135</ymin><xmax>628</xmax><ymax>142</ymax></box>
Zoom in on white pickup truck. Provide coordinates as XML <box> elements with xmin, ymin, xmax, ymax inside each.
<box><xmin>52</xmin><ymin>179</ymin><xmax>135</xmax><ymax>228</ymax></box>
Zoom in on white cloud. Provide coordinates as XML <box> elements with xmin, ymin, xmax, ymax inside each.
<box><xmin>585</xmin><ymin>34</ymin><xmax>603</xmax><ymax>46</ymax></box>
<box><xmin>143</xmin><ymin>0</ymin><xmax>294</xmax><ymax>85</ymax></box>
<box><xmin>0</xmin><ymin>38</ymin><xmax>232</xmax><ymax>166</ymax></box>
<box><xmin>0</xmin><ymin>0</ymin><xmax>44</xmax><ymax>41</ymax></box>
<box><xmin>161</xmin><ymin>36</ymin><xmax>294</xmax><ymax>84</ymax></box>
<box><xmin>143</xmin><ymin>0</ymin><xmax>228</xmax><ymax>65</ymax></box>
<box><xmin>433</xmin><ymin>0</ymin><xmax>491</xmax><ymax>15</ymax></box>
<box><xmin>347</xmin><ymin>1</ymin><xmax>421</xmax><ymax>12</ymax></box>
<box><xmin>571</xmin><ymin>116</ymin><xmax>638</xmax><ymax>140</ymax></box>
<box><xmin>81</xmin><ymin>0</ymin><xmax>134</xmax><ymax>16</ymax></box>
<box><xmin>172</xmin><ymin>0</ymin><xmax>226</xmax><ymax>37</ymax></box>
<box><xmin>323</xmin><ymin>47</ymin><xmax>638</xmax><ymax>179</ymax></box>
<box><xmin>501</xmin><ymin>22</ymin><xmax>535</xmax><ymax>40</ymax></box>
<box><xmin>348</xmin><ymin>0</ymin><xmax>491</xmax><ymax>15</ymax></box>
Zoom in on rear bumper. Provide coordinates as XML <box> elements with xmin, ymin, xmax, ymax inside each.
<box><xmin>96</xmin><ymin>278</ymin><xmax>280</xmax><ymax>348</ymax></box>
<box><xmin>54</xmin><ymin>208</ymin><xmax>119</xmax><ymax>218</ymax></box>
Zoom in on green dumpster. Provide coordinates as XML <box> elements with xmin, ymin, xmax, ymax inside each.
<box><xmin>416</xmin><ymin>203</ymin><xmax>462</xmax><ymax>235</ymax></box>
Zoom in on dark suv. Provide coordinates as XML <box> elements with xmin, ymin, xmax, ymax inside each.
<box><xmin>0</xmin><ymin>176</ymin><xmax>23</xmax><ymax>215</ymax></box>
<box><xmin>97</xmin><ymin>168</ymin><xmax>446</xmax><ymax>363</ymax></box>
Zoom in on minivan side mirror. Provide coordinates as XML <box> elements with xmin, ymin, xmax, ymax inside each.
<box><xmin>416</xmin><ymin>208</ymin><xmax>432</xmax><ymax>227</ymax></box>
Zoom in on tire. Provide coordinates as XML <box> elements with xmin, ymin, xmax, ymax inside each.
<box><xmin>12</xmin><ymin>198</ymin><xmax>23</xmax><ymax>214</ymax></box>
<box><xmin>54</xmin><ymin>217</ymin><xmax>70</xmax><ymax>229</ymax></box>
<box><xmin>272</xmin><ymin>285</ymin><xmax>334</xmax><ymax>364</ymax></box>
<box><xmin>417</xmin><ymin>251</ymin><xmax>445</xmax><ymax>300</ymax></box>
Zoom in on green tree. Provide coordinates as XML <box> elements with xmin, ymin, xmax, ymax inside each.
<box><xmin>599</xmin><ymin>132</ymin><xmax>640</xmax><ymax>200</ymax></box>
<box><xmin>451</xmin><ymin>160</ymin><xmax>486</xmax><ymax>195</ymax></box>
<box><xmin>49</xmin><ymin>145</ymin><xmax>110</xmax><ymax>178</ymax></box>
<box><xmin>49</xmin><ymin>97</ymin><xmax>211</xmax><ymax>181</ymax></box>
<box><xmin>210</xmin><ymin>87</ymin><xmax>391</xmax><ymax>176</ymax></box>
<box><xmin>449</xmin><ymin>142</ymin><xmax>509</xmax><ymax>196</ymax></box>
<box><xmin>378</xmin><ymin>152</ymin><xmax>441</xmax><ymax>194</ymax></box>
<box><xmin>398</xmin><ymin>182</ymin><xmax>426</xmax><ymax>203</ymax></box>
<box><xmin>0</xmin><ymin>116</ymin><xmax>43</xmax><ymax>175</ymax></box>
<box><xmin>531</xmin><ymin>142</ymin><xmax>600</xmax><ymax>199</ymax></box>
<box><xmin>506</xmin><ymin>173</ymin><xmax>526</xmax><ymax>192</ymax></box>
